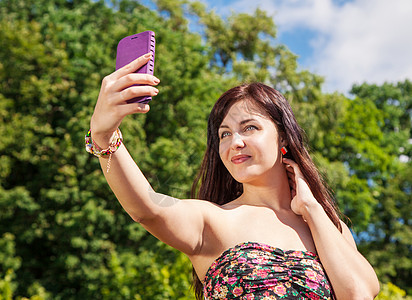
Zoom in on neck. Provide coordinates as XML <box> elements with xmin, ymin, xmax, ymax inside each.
<box><xmin>236</xmin><ymin>166</ymin><xmax>292</xmax><ymax>211</ymax></box>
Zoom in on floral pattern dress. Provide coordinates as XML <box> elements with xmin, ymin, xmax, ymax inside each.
<box><xmin>203</xmin><ymin>242</ymin><xmax>335</xmax><ymax>299</ymax></box>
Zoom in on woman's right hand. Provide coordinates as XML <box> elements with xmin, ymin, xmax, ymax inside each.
<box><xmin>90</xmin><ymin>53</ymin><xmax>160</xmax><ymax>148</ymax></box>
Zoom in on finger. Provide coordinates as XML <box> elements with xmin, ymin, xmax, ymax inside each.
<box><xmin>285</xmin><ymin>165</ymin><xmax>294</xmax><ymax>174</ymax></box>
<box><xmin>118</xmin><ymin>102</ymin><xmax>151</xmax><ymax>116</ymax></box>
<box><xmin>283</xmin><ymin>157</ymin><xmax>298</xmax><ymax>167</ymax></box>
<box><xmin>284</xmin><ymin>163</ymin><xmax>295</xmax><ymax>172</ymax></box>
<box><xmin>112</xmin><ymin>53</ymin><xmax>152</xmax><ymax>80</ymax></box>
<box><xmin>119</xmin><ymin>85</ymin><xmax>159</xmax><ymax>103</ymax></box>
<box><xmin>283</xmin><ymin>158</ymin><xmax>303</xmax><ymax>176</ymax></box>
<box><xmin>116</xmin><ymin>73</ymin><xmax>160</xmax><ymax>92</ymax></box>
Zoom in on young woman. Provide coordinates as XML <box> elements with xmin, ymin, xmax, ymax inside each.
<box><xmin>88</xmin><ymin>53</ymin><xmax>380</xmax><ymax>299</ymax></box>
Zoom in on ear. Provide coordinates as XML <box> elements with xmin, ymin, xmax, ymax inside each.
<box><xmin>279</xmin><ymin>132</ymin><xmax>288</xmax><ymax>147</ymax></box>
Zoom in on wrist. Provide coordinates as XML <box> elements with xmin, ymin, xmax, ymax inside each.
<box><xmin>85</xmin><ymin>128</ymin><xmax>123</xmax><ymax>158</ymax></box>
<box><xmin>90</xmin><ymin>113</ymin><xmax>120</xmax><ymax>148</ymax></box>
<box><xmin>301</xmin><ymin>200</ymin><xmax>323</xmax><ymax>223</ymax></box>
<box><xmin>91</xmin><ymin>130</ymin><xmax>117</xmax><ymax>149</ymax></box>
<box><xmin>85</xmin><ymin>128</ymin><xmax>123</xmax><ymax>173</ymax></box>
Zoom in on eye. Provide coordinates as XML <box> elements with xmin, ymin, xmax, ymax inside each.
<box><xmin>244</xmin><ymin>125</ymin><xmax>258</xmax><ymax>132</ymax></box>
<box><xmin>220</xmin><ymin>131</ymin><xmax>231</xmax><ymax>139</ymax></box>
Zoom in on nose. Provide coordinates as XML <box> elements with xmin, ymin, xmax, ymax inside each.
<box><xmin>231</xmin><ymin>132</ymin><xmax>245</xmax><ymax>150</ymax></box>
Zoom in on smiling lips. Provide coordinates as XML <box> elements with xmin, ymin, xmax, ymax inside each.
<box><xmin>231</xmin><ymin>154</ymin><xmax>251</xmax><ymax>164</ymax></box>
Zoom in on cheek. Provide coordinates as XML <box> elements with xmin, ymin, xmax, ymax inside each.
<box><xmin>218</xmin><ymin>141</ymin><xmax>233</xmax><ymax>170</ymax></box>
<box><xmin>218</xmin><ymin>140</ymin><xmax>230</xmax><ymax>158</ymax></box>
<box><xmin>255</xmin><ymin>134</ymin><xmax>280</xmax><ymax>161</ymax></box>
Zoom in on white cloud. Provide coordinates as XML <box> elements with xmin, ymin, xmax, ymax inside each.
<box><xmin>310</xmin><ymin>0</ymin><xmax>412</xmax><ymax>92</ymax></box>
<box><xmin>209</xmin><ymin>0</ymin><xmax>412</xmax><ymax>93</ymax></box>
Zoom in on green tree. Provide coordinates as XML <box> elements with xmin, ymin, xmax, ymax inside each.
<box><xmin>376</xmin><ymin>282</ymin><xmax>412</xmax><ymax>300</ymax></box>
<box><xmin>351</xmin><ymin>81</ymin><xmax>412</xmax><ymax>294</ymax></box>
<box><xmin>0</xmin><ymin>0</ymin><xmax>211</xmax><ymax>298</ymax></box>
<box><xmin>0</xmin><ymin>0</ymin><xmax>410</xmax><ymax>298</ymax></box>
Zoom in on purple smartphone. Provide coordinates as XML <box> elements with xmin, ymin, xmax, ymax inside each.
<box><xmin>116</xmin><ymin>31</ymin><xmax>156</xmax><ymax>104</ymax></box>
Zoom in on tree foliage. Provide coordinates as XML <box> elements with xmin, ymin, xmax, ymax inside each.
<box><xmin>0</xmin><ymin>0</ymin><xmax>410</xmax><ymax>298</ymax></box>
<box><xmin>351</xmin><ymin>81</ymin><xmax>412</xmax><ymax>294</ymax></box>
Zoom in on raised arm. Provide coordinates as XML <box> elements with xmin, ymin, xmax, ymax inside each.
<box><xmin>283</xmin><ymin>158</ymin><xmax>380</xmax><ymax>300</ymax></box>
<box><xmin>89</xmin><ymin>53</ymin><xmax>205</xmax><ymax>255</ymax></box>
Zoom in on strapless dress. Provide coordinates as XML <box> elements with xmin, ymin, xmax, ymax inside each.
<box><xmin>203</xmin><ymin>242</ymin><xmax>334</xmax><ymax>299</ymax></box>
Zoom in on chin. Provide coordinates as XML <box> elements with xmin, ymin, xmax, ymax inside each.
<box><xmin>232</xmin><ymin>173</ymin><xmax>260</xmax><ymax>184</ymax></box>
<box><xmin>231</xmin><ymin>168</ymin><xmax>277</xmax><ymax>185</ymax></box>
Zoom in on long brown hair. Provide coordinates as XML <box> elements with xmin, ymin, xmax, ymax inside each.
<box><xmin>190</xmin><ymin>82</ymin><xmax>342</xmax><ymax>299</ymax></box>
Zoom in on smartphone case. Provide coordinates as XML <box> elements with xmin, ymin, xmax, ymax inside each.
<box><xmin>116</xmin><ymin>31</ymin><xmax>156</xmax><ymax>103</ymax></box>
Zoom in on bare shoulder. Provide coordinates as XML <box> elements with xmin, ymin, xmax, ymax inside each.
<box><xmin>181</xmin><ymin>198</ymin><xmax>227</xmax><ymax>227</ymax></box>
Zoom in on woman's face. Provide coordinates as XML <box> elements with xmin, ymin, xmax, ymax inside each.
<box><xmin>218</xmin><ymin>99</ymin><xmax>284</xmax><ymax>185</ymax></box>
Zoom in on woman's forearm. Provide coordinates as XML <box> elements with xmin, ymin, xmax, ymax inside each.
<box><xmin>304</xmin><ymin>203</ymin><xmax>380</xmax><ymax>299</ymax></box>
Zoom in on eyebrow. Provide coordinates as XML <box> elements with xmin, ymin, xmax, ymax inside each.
<box><xmin>219</xmin><ymin>118</ymin><xmax>257</xmax><ymax>129</ymax></box>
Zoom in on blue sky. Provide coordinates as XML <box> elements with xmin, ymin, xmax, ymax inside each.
<box><xmin>138</xmin><ymin>0</ymin><xmax>412</xmax><ymax>93</ymax></box>
<box><xmin>202</xmin><ymin>0</ymin><xmax>319</xmax><ymax>62</ymax></box>
<box><xmin>198</xmin><ymin>0</ymin><xmax>412</xmax><ymax>93</ymax></box>
<box><xmin>141</xmin><ymin>0</ymin><xmax>412</xmax><ymax>94</ymax></box>
<box><xmin>196</xmin><ymin>0</ymin><xmax>320</xmax><ymax>65</ymax></box>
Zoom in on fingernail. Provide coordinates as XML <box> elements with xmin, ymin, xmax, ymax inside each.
<box><xmin>154</xmin><ymin>88</ymin><xmax>159</xmax><ymax>94</ymax></box>
<box><xmin>144</xmin><ymin>53</ymin><xmax>151</xmax><ymax>58</ymax></box>
<box><xmin>153</xmin><ymin>77</ymin><xmax>160</xmax><ymax>84</ymax></box>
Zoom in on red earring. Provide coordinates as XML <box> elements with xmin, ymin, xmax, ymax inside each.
<box><xmin>281</xmin><ymin>146</ymin><xmax>288</xmax><ymax>155</ymax></box>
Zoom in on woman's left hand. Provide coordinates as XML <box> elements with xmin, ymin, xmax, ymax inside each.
<box><xmin>283</xmin><ymin>157</ymin><xmax>319</xmax><ymax>217</ymax></box>
<box><xmin>283</xmin><ymin>158</ymin><xmax>380</xmax><ymax>298</ymax></box>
